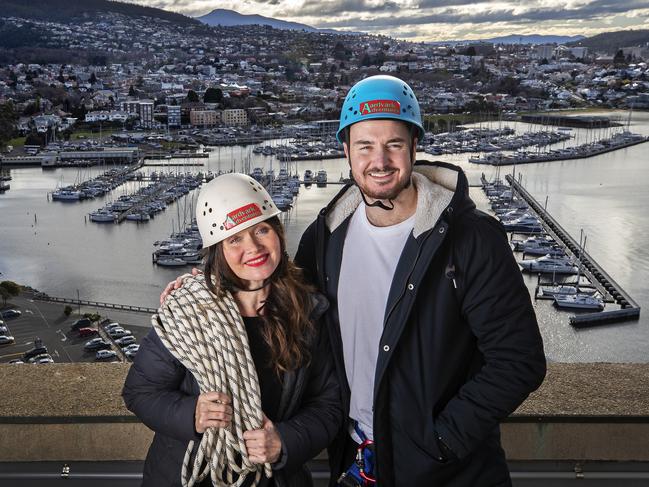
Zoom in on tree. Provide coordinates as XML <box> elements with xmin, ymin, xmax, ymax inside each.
<box><xmin>128</xmin><ymin>85</ymin><xmax>136</xmax><ymax>97</ymax></box>
<box><xmin>64</xmin><ymin>305</ymin><xmax>73</xmax><ymax>316</ymax></box>
<box><xmin>0</xmin><ymin>281</ymin><xmax>20</xmax><ymax>306</ymax></box>
<box><xmin>187</xmin><ymin>90</ymin><xmax>199</xmax><ymax>103</ymax></box>
<box><xmin>465</xmin><ymin>46</ymin><xmax>477</xmax><ymax>57</ymax></box>
<box><xmin>0</xmin><ymin>102</ymin><xmax>18</xmax><ymax>148</ymax></box>
<box><xmin>203</xmin><ymin>87</ymin><xmax>223</xmax><ymax>103</ymax></box>
<box><xmin>89</xmin><ymin>72</ymin><xmax>97</xmax><ymax>84</ymax></box>
<box><xmin>613</xmin><ymin>49</ymin><xmax>626</xmax><ymax>66</ymax></box>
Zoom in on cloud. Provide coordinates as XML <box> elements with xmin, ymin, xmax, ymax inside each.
<box><xmin>286</xmin><ymin>0</ymin><xmax>400</xmax><ymax>16</ymax></box>
<box><xmin>312</xmin><ymin>0</ymin><xmax>649</xmax><ymax>29</ymax></box>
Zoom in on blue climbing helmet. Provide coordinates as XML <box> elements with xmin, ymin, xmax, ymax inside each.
<box><xmin>336</xmin><ymin>75</ymin><xmax>425</xmax><ymax>144</ymax></box>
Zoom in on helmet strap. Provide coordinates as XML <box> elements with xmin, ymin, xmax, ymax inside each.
<box><xmin>360</xmin><ymin>191</ymin><xmax>395</xmax><ymax>211</ymax></box>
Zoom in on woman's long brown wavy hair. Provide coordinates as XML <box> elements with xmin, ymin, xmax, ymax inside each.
<box><xmin>202</xmin><ymin>216</ymin><xmax>315</xmax><ymax>376</ymax></box>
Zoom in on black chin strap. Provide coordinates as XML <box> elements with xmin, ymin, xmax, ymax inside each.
<box><xmin>360</xmin><ymin>191</ymin><xmax>395</xmax><ymax>211</ymax></box>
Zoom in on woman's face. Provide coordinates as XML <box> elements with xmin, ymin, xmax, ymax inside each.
<box><xmin>221</xmin><ymin>221</ymin><xmax>281</xmax><ymax>289</ymax></box>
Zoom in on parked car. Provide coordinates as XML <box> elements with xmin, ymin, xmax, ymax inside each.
<box><xmin>28</xmin><ymin>353</ymin><xmax>54</xmax><ymax>364</ymax></box>
<box><xmin>0</xmin><ymin>325</ymin><xmax>8</xmax><ymax>334</ymax></box>
<box><xmin>96</xmin><ymin>350</ymin><xmax>117</xmax><ymax>361</ymax></box>
<box><xmin>1</xmin><ymin>309</ymin><xmax>21</xmax><ymax>319</ymax></box>
<box><xmin>115</xmin><ymin>335</ymin><xmax>136</xmax><ymax>347</ymax></box>
<box><xmin>8</xmin><ymin>358</ymin><xmax>24</xmax><ymax>364</ymax></box>
<box><xmin>121</xmin><ymin>344</ymin><xmax>140</xmax><ymax>353</ymax></box>
<box><xmin>77</xmin><ymin>327</ymin><xmax>98</xmax><ymax>338</ymax></box>
<box><xmin>23</xmin><ymin>345</ymin><xmax>48</xmax><ymax>361</ymax></box>
<box><xmin>103</xmin><ymin>322</ymin><xmax>121</xmax><ymax>331</ymax></box>
<box><xmin>125</xmin><ymin>349</ymin><xmax>139</xmax><ymax>360</ymax></box>
<box><xmin>0</xmin><ymin>335</ymin><xmax>15</xmax><ymax>345</ymax></box>
<box><xmin>108</xmin><ymin>328</ymin><xmax>132</xmax><ymax>339</ymax></box>
<box><xmin>33</xmin><ymin>356</ymin><xmax>55</xmax><ymax>364</ymax></box>
<box><xmin>70</xmin><ymin>318</ymin><xmax>92</xmax><ymax>331</ymax></box>
<box><xmin>84</xmin><ymin>338</ymin><xmax>111</xmax><ymax>351</ymax></box>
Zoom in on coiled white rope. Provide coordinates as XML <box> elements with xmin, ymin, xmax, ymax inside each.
<box><xmin>153</xmin><ymin>273</ymin><xmax>272</xmax><ymax>487</ymax></box>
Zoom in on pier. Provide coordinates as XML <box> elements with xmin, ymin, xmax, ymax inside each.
<box><xmin>32</xmin><ymin>294</ymin><xmax>156</xmax><ymax>314</ymax></box>
<box><xmin>504</xmin><ymin>174</ymin><xmax>641</xmax><ymax>326</ymax></box>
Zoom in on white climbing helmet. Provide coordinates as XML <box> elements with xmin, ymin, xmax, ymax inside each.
<box><xmin>196</xmin><ymin>173</ymin><xmax>281</xmax><ymax>248</ymax></box>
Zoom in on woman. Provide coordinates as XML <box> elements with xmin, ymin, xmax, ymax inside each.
<box><xmin>122</xmin><ymin>173</ymin><xmax>341</xmax><ymax>487</ymax></box>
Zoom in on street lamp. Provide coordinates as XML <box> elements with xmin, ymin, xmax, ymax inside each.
<box><xmin>76</xmin><ymin>289</ymin><xmax>80</xmax><ymax>317</ymax></box>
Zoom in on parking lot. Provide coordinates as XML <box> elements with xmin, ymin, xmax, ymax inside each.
<box><xmin>0</xmin><ymin>291</ymin><xmax>151</xmax><ymax>365</ymax></box>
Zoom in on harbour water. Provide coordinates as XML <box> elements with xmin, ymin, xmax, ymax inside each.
<box><xmin>1</xmin><ymin>110</ymin><xmax>648</xmax><ymax>363</ymax></box>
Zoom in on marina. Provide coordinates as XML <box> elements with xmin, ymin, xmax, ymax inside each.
<box><xmin>2</xmin><ymin>109</ymin><xmax>649</xmax><ymax>363</ymax></box>
<box><xmin>469</xmin><ymin>130</ymin><xmax>648</xmax><ymax>165</ymax></box>
<box><xmin>500</xmin><ymin>173</ymin><xmax>641</xmax><ymax>327</ymax></box>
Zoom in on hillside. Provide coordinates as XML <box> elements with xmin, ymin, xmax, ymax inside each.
<box><xmin>0</xmin><ymin>0</ymin><xmax>198</xmax><ymax>26</ymax></box>
<box><xmin>197</xmin><ymin>8</ymin><xmax>337</xmax><ymax>33</ymax></box>
<box><xmin>567</xmin><ymin>29</ymin><xmax>649</xmax><ymax>54</ymax></box>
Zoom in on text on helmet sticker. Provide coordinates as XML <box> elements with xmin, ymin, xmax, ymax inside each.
<box><xmin>223</xmin><ymin>203</ymin><xmax>263</xmax><ymax>230</ymax></box>
<box><xmin>359</xmin><ymin>99</ymin><xmax>401</xmax><ymax>116</ymax></box>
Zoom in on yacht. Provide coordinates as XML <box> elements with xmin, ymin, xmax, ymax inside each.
<box><xmin>540</xmin><ymin>285</ymin><xmax>596</xmax><ymax>298</ymax></box>
<box><xmin>502</xmin><ymin>215</ymin><xmax>544</xmax><ymax>233</ymax></box>
<box><xmin>52</xmin><ymin>189</ymin><xmax>81</xmax><ymax>201</ymax></box>
<box><xmin>512</xmin><ymin>236</ymin><xmax>564</xmax><ymax>256</ymax></box>
<box><xmin>303</xmin><ymin>169</ymin><xmax>313</xmax><ymax>185</ymax></box>
<box><xmin>519</xmin><ymin>255</ymin><xmax>579</xmax><ymax>275</ymax></box>
<box><xmin>316</xmin><ymin>170</ymin><xmax>328</xmax><ymax>187</ymax></box>
<box><xmin>553</xmin><ymin>294</ymin><xmax>605</xmax><ymax>311</ymax></box>
<box><xmin>89</xmin><ymin>209</ymin><xmax>117</xmax><ymax>223</ymax></box>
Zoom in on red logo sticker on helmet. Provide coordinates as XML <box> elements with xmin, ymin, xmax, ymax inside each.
<box><xmin>359</xmin><ymin>99</ymin><xmax>401</xmax><ymax>116</ymax></box>
<box><xmin>223</xmin><ymin>203</ymin><xmax>262</xmax><ymax>230</ymax></box>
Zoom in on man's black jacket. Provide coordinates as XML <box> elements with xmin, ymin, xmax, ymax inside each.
<box><xmin>295</xmin><ymin>160</ymin><xmax>546</xmax><ymax>486</ymax></box>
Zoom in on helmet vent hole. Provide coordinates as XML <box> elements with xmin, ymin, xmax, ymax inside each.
<box><xmin>219</xmin><ymin>226</ymin><xmax>224</xmax><ymax>230</ymax></box>
<box><xmin>402</xmin><ymin>91</ymin><xmax>407</xmax><ymax>96</ymax></box>
<box><xmin>208</xmin><ymin>208</ymin><xmax>212</xmax><ymax>213</ymax></box>
<box><xmin>204</xmin><ymin>202</ymin><xmax>208</xmax><ymax>207</ymax></box>
<box><xmin>410</xmin><ymin>94</ymin><xmax>414</xmax><ymax>99</ymax></box>
<box><xmin>344</xmin><ymin>115</ymin><xmax>348</xmax><ymax>120</ymax></box>
<box><xmin>253</xmin><ymin>188</ymin><xmax>257</xmax><ymax>192</ymax></box>
<box><xmin>210</xmin><ymin>231</ymin><xmax>213</xmax><ymax>235</ymax></box>
<box><xmin>262</xmin><ymin>206</ymin><xmax>267</xmax><ymax>210</ymax></box>
<box><xmin>212</xmin><ymin>223</ymin><xmax>216</xmax><ymax>227</ymax></box>
<box><xmin>408</xmin><ymin>105</ymin><xmax>412</xmax><ymax>109</ymax></box>
<box><xmin>348</xmin><ymin>106</ymin><xmax>353</xmax><ymax>111</ymax></box>
<box><xmin>203</xmin><ymin>211</ymin><xmax>206</xmax><ymax>216</ymax></box>
<box><xmin>402</xmin><ymin>108</ymin><xmax>406</xmax><ymax>113</ymax></box>
<box><xmin>353</xmin><ymin>110</ymin><xmax>358</xmax><ymax>115</ymax></box>
<box><xmin>351</xmin><ymin>93</ymin><xmax>356</xmax><ymax>98</ymax></box>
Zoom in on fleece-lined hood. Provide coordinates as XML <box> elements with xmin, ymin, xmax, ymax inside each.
<box><xmin>324</xmin><ymin>160</ymin><xmax>476</xmax><ymax>238</ymax></box>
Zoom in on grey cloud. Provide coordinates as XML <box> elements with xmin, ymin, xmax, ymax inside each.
<box><xmin>315</xmin><ymin>0</ymin><xmax>649</xmax><ymax>29</ymax></box>
<box><xmin>286</xmin><ymin>0</ymin><xmax>400</xmax><ymax>16</ymax></box>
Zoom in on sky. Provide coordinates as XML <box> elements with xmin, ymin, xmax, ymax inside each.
<box><xmin>133</xmin><ymin>0</ymin><xmax>649</xmax><ymax>41</ymax></box>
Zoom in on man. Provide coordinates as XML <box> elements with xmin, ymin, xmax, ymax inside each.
<box><xmin>294</xmin><ymin>75</ymin><xmax>546</xmax><ymax>486</ymax></box>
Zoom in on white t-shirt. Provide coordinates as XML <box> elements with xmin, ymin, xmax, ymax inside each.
<box><xmin>338</xmin><ymin>203</ymin><xmax>415</xmax><ymax>441</ymax></box>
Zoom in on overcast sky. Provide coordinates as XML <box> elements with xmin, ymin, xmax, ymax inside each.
<box><xmin>133</xmin><ymin>0</ymin><xmax>649</xmax><ymax>41</ymax></box>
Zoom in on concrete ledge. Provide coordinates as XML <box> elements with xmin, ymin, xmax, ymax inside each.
<box><xmin>1</xmin><ymin>362</ymin><xmax>648</xmax><ymax>462</ymax></box>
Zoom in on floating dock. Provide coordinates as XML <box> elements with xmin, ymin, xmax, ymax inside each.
<box><xmin>504</xmin><ymin>174</ymin><xmax>641</xmax><ymax>327</ymax></box>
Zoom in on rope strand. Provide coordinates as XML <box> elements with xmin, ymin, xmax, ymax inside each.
<box><xmin>154</xmin><ymin>274</ymin><xmax>272</xmax><ymax>487</ymax></box>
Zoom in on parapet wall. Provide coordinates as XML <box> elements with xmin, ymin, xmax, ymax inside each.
<box><xmin>1</xmin><ymin>362</ymin><xmax>648</xmax><ymax>462</ymax></box>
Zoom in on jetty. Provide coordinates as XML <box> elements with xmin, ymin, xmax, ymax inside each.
<box><xmin>32</xmin><ymin>293</ymin><xmax>156</xmax><ymax>314</ymax></box>
<box><xmin>504</xmin><ymin>174</ymin><xmax>641</xmax><ymax>327</ymax></box>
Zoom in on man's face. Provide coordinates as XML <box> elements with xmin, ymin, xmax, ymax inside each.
<box><xmin>344</xmin><ymin>119</ymin><xmax>416</xmax><ymax>201</ymax></box>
